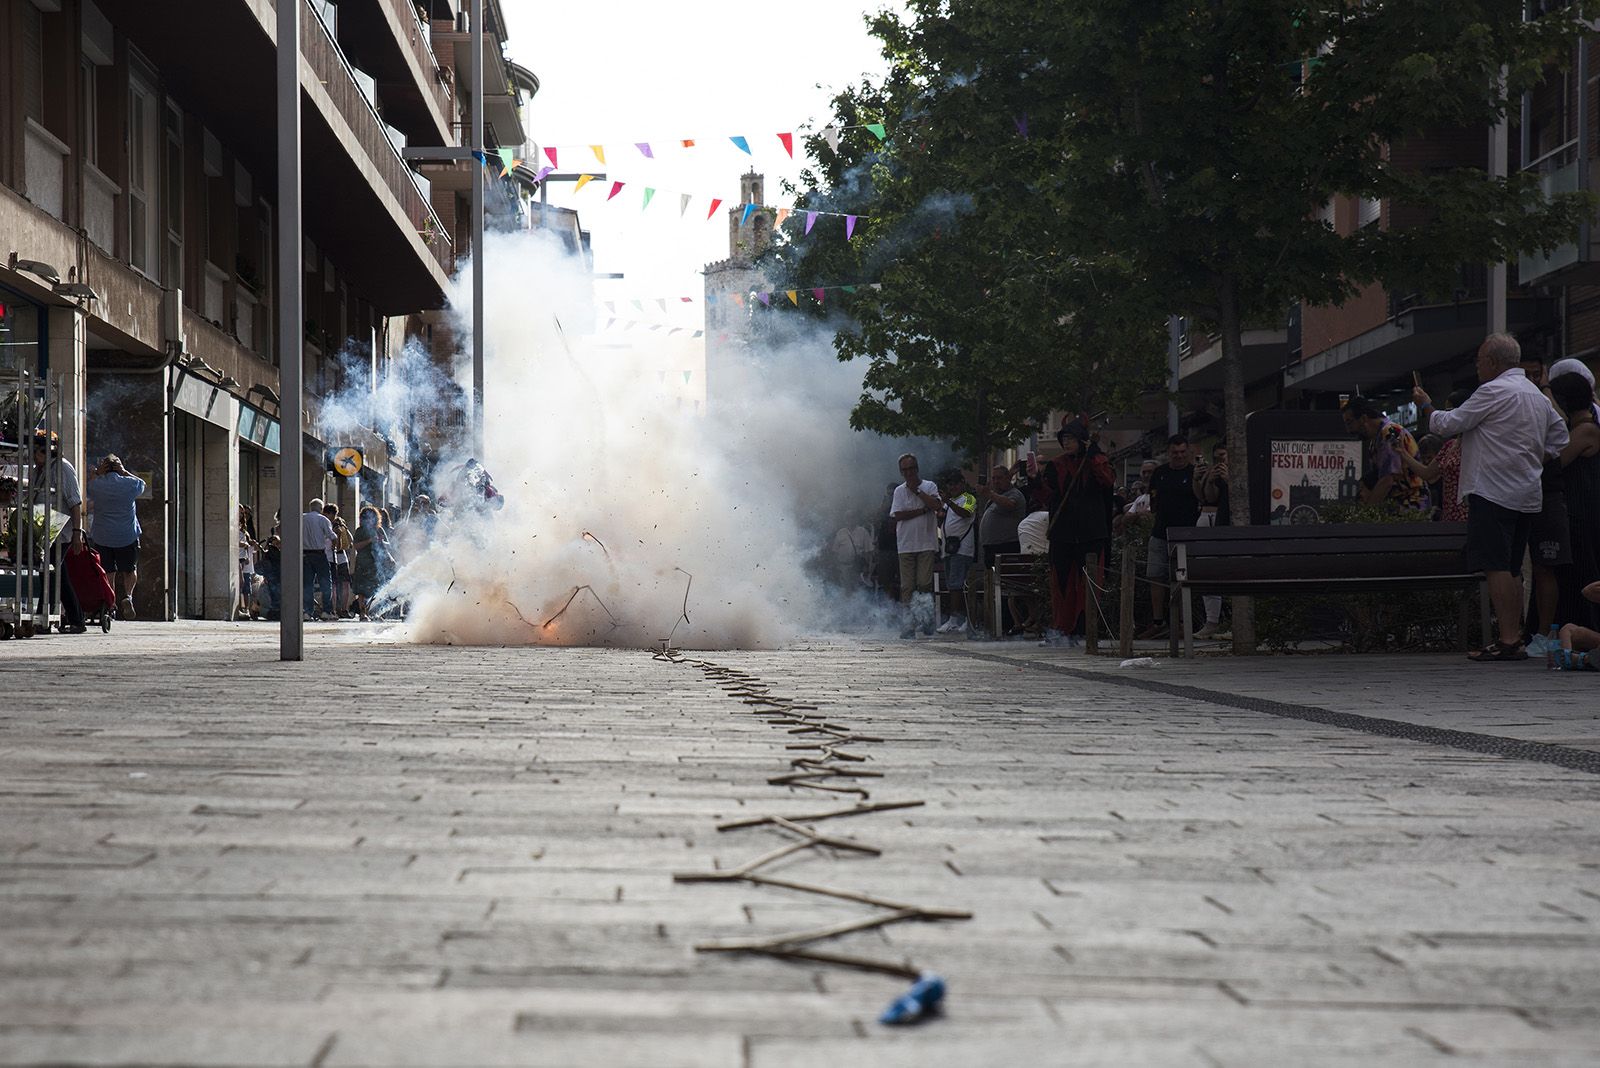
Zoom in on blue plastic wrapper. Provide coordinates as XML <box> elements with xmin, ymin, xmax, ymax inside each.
<box><xmin>878</xmin><ymin>973</ymin><xmax>946</xmax><ymax>1025</ymax></box>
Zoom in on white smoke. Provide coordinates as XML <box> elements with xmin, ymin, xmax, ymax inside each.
<box><xmin>372</xmin><ymin>228</ymin><xmax>938</xmax><ymax>649</ymax></box>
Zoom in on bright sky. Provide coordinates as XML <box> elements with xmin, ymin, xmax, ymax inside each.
<box><xmin>502</xmin><ymin>0</ymin><xmax>901</xmax><ymax>333</ymax></box>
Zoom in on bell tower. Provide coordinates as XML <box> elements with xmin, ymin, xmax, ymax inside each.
<box><xmin>727</xmin><ymin>170</ymin><xmax>775</xmax><ymax>260</ymax></box>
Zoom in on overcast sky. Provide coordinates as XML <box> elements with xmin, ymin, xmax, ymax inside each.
<box><xmin>501</xmin><ymin>0</ymin><xmax>902</xmax><ymax>332</ymax></box>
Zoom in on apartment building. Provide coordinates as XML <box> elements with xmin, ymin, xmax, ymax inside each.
<box><xmin>0</xmin><ymin>0</ymin><xmax>538</xmax><ymax>620</ymax></box>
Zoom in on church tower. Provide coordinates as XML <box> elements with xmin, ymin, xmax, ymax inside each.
<box><xmin>726</xmin><ymin>170</ymin><xmax>775</xmax><ymax>260</ymax></box>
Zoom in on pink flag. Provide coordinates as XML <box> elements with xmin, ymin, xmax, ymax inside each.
<box><xmin>777</xmin><ymin>132</ymin><xmax>794</xmax><ymax>158</ymax></box>
<box><xmin>607</xmin><ymin>181</ymin><xmax>625</xmax><ymax>201</ymax></box>
<box><xmin>804</xmin><ymin>212</ymin><xmax>818</xmax><ymax>235</ymax></box>
<box><xmin>706</xmin><ymin>198</ymin><xmax>723</xmax><ymax>220</ymax></box>
<box><xmin>846</xmin><ymin>215</ymin><xmax>858</xmax><ymax>239</ymax></box>
<box><xmin>812</xmin><ymin>288</ymin><xmax>826</xmax><ymax>303</ymax></box>
<box><xmin>544</xmin><ymin>146</ymin><xmax>558</xmax><ymax>167</ymax></box>
<box><xmin>680</xmin><ymin>296</ymin><xmax>693</xmax><ymax>302</ymax></box>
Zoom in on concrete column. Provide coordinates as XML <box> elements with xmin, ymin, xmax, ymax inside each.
<box><xmin>46</xmin><ymin>306</ymin><xmax>87</xmax><ymax>473</ymax></box>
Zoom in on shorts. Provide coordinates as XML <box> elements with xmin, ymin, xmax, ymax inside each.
<box><xmin>1464</xmin><ymin>494</ymin><xmax>1533</xmax><ymax>574</ymax></box>
<box><xmin>944</xmin><ymin>551</ymin><xmax>972</xmax><ymax>592</ymax></box>
<box><xmin>1531</xmin><ymin>492</ymin><xmax>1573</xmax><ymax>567</ymax></box>
<box><xmin>1146</xmin><ymin>535</ymin><xmax>1170</xmax><ymax>580</ymax></box>
<box><xmin>94</xmin><ymin>541</ymin><xmax>139</xmax><ymax>573</ymax></box>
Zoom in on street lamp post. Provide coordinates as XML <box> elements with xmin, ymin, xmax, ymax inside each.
<box><xmin>277</xmin><ymin>0</ymin><xmax>304</xmax><ymax>661</ymax></box>
<box><xmin>471</xmin><ymin>0</ymin><xmax>485</xmax><ymax>454</ymax></box>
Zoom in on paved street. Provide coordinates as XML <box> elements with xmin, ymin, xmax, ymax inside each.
<box><xmin>2</xmin><ymin>624</ymin><xmax>1599</xmax><ymax>1066</ymax></box>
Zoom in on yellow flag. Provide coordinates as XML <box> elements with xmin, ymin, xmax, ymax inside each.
<box><xmin>785</xmin><ymin>290</ymin><xmax>799</xmax><ymax>306</ymax></box>
<box><xmin>590</xmin><ymin>145</ymin><xmax>606</xmax><ymax>164</ymax></box>
<box><xmin>573</xmin><ymin>174</ymin><xmax>595</xmax><ymax>193</ymax></box>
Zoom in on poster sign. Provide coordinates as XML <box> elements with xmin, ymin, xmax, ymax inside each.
<box><xmin>1267</xmin><ymin>439</ymin><xmax>1362</xmax><ymax>524</ymax></box>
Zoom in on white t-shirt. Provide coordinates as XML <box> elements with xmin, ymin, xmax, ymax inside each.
<box><xmin>943</xmin><ymin>491</ymin><xmax>977</xmax><ymax>558</ymax></box>
<box><xmin>1126</xmin><ymin>493</ymin><xmax>1151</xmax><ymax>515</ymax></box>
<box><xmin>889</xmin><ymin>480</ymin><xmax>941</xmax><ymax>554</ymax></box>
<box><xmin>1018</xmin><ymin>510</ymin><xmax>1050</xmax><ymax>555</ymax></box>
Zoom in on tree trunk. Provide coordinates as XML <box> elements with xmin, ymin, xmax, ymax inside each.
<box><xmin>1215</xmin><ymin>275</ymin><xmax>1256</xmax><ymax>654</ymax></box>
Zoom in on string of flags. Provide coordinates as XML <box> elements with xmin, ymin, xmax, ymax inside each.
<box><xmin>531</xmin><ymin>124</ymin><xmax>889</xmax><ymax>168</ymax></box>
<box><xmin>600</xmin><ymin>284</ymin><xmax>882</xmax><ymax>313</ymax></box>
<box><xmin>709</xmin><ymin>282</ymin><xmax>884</xmax><ymax>309</ymax></box>
<box><xmin>602</xmin><ymin>318</ymin><xmax>705</xmax><ymax>337</ymax></box>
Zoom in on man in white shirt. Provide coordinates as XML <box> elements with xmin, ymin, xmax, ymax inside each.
<box><xmin>1414</xmin><ymin>332</ymin><xmax>1569</xmax><ymax>662</ymax></box>
<box><xmin>29</xmin><ymin>432</ymin><xmax>87</xmax><ymax>633</ymax></box>
<box><xmin>889</xmin><ymin>453</ymin><xmax>942</xmax><ymax>638</ymax></box>
<box><xmin>301</xmin><ymin>498</ymin><xmax>337</xmax><ymax>621</ymax></box>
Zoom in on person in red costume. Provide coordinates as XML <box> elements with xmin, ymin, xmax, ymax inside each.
<box><xmin>1030</xmin><ymin>417</ymin><xmax>1116</xmax><ymax>644</ymax></box>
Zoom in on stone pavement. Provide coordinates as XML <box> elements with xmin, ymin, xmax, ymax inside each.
<box><xmin>1</xmin><ymin>623</ymin><xmax>1598</xmax><ymax>1066</ymax></box>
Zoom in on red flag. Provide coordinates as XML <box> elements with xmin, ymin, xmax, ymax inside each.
<box><xmin>706</xmin><ymin>198</ymin><xmax>723</xmax><ymax>220</ymax></box>
<box><xmin>813</xmin><ymin>288</ymin><xmax>826</xmax><ymax>304</ymax></box>
<box><xmin>607</xmin><ymin>181</ymin><xmax>625</xmax><ymax>201</ymax></box>
<box><xmin>777</xmin><ymin>132</ymin><xmax>794</xmax><ymax>158</ymax></box>
<box><xmin>544</xmin><ymin>146</ymin><xmax>558</xmax><ymax>167</ymax></box>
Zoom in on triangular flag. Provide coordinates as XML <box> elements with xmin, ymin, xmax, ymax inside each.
<box><xmin>740</xmin><ymin>202</ymin><xmax>756</xmax><ymax>226</ymax></box>
<box><xmin>705</xmin><ymin>294</ymin><xmax>717</xmax><ymax>305</ymax></box>
<box><xmin>865</xmin><ymin>123</ymin><xmax>887</xmax><ymax>141</ymax></box>
<box><xmin>757</xmin><ymin>292</ymin><xmax>771</xmax><ymax>307</ymax></box>
<box><xmin>650</xmin><ymin>324</ymin><xmax>662</xmax><ymax>331</ymax></box>
<box><xmin>680</xmin><ymin>296</ymin><xmax>693</xmax><ymax>303</ymax></box>
<box><xmin>786</xmin><ymin>290</ymin><xmax>799</xmax><ymax>306</ymax></box>
<box><xmin>871</xmin><ymin>283</ymin><xmax>883</xmax><ymax>290</ymax></box>
<box><xmin>625</xmin><ymin>321</ymin><xmax>636</xmax><ymax>331</ymax></box>
<box><xmin>605</xmin><ymin>317</ymin><xmax>615</xmax><ymax>329</ymax></box>
<box><xmin>636</xmin><ymin>142</ymin><xmax>653</xmax><ymax>158</ymax></box>
<box><xmin>642</xmin><ymin>187</ymin><xmax>656</xmax><ymax>209</ymax></box>
<box><xmin>470</xmin><ymin>150</ymin><xmax>488</xmax><ymax>165</ymax></box>
<box><xmin>846</xmin><ymin>215</ymin><xmax>858</xmax><ymax>239</ymax></box>
<box><xmin>656</xmin><ymin>299</ymin><xmax>667</xmax><ymax>313</ymax></box>
<box><xmin>822</xmin><ymin>125</ymin><xmax>841</xmax><ymax>154</ymax></box>
<box><xmin>670</xmin><ymin>327</ymin><xmax>682</xmax><ymax>335</ymax></box>
<box><xmin>706</xmin><ymin>198</ymin><xmax>723</xmax><ymax>220</ymax></box>
<box><xmin>842</xmin><ymin>285</ymin><xmax>857</xmax><ymax>294</ymax></box>
<box><xmin>775</xmin><ymin>207</ymin><xmax>791</xmax><ymax>227</ymax></box>
<box><xmin>683</xmin><ymin>370</ymin><xmax>692</xmax><ymax>384</ymax></box>
<box><xmin>544</xmin><ymin>147</ymin><xmax>558</xmax><ymax>167</ymax></box>
<box><xmin>805</xmin><ymin>211</ymin><xmax>818</xmax><ymax>234</ymax></box>
<box><xmin>604</xmin><ymin>301</ymin><xmax>616</xmax><ymax>314</ymax></box>
<box><xmin>631</xmin><ymin>300</ymin><xmax>644</xmax><ymax>312</ymax></box>
<box><xmin>729</xmin><ymin>135</ymin><xmax>751</xmax><ymax>154</ymax></box>
<box><xmin>692</xmin><ymin>330</ymin><xmax>703</xmax><ymax>338</ymax></box>
<box><xmin>591</xmin><ymin>145</ymin><xmax>606</xmax><ymax>164</ymax></box>
<box><xmin>497</xmin><ymin>148</ymin><xmax>516</xmax><ymax>176</ymax></box>
<box><xmin>679</xmin><ymin>193</ymin><xmax>692</xmax><ymax>217</ymax></box>
<box><xmin>573</xmin><ymin>174</ymin><xmax>594</xmax><ymax>193</ymax></box>
<box><xmin>813</xmin><ymin>288</ymin><xmax>826</xmax><ymax>303</ymax></box>
<box><xmin>607</xmin><ymin>181</ymin><xmax>625</xmax><ymax>201</ymax></box>
<box><xmin>777</xmin><ymin>132</ymin><xmax>794</xmax><ymax>158</ymax></box>
<box><xmin>681</xmin><ymin>139</ymin><xmax>696</xmax><ymax>148</ymax></box>
<box><xmin>533</xmin><ymin>166</ymin><xmax>554</xmax><ymax>183</ymax></box>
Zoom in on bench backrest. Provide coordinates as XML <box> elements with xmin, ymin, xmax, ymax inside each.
<box><xmin>1165</xmin><ymin>522</ymin><xmax>1466</xmax><ymax>558</ymax></box>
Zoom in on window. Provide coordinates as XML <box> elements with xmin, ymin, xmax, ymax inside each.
<box><xmin>21</xmin><ymin>5</ymin><xmax>43</xmax><ymax>125</ymax></box>
<box><xmin>128</xmin><ymin>67</ymin><xmax>160</xmax><ymax>276</ymax></box>
<box><xmin>165</xmin><ymin>103</ymin><xmax>185</xmax><ymax>290</ymax></box>
<box><xmin>1357</xmin><ymin>196</ymin><xmax>1381</xmax><ymax>229</ymax></box>
<box><xmin>80</xmin><ymin>61</ymin><xmax>98</xmax><ymax>169</ymax></box>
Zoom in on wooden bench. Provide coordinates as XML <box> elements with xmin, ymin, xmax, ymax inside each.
<box><xmin>1164</xmin><ymin>523</ymin><xmax>1487</xmax><ymax>657</ymax></box>
<box><xmin>987</xmin><ymin>552</ymin><xmax>1050</xmax><ymax>638</ymax></box>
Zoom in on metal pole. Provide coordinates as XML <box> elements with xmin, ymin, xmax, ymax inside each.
<box><xmin>1489</xmin><ymin>67</ymin><xmax>1509</xmax><ymax>336</ymax></box>
<box><xmin>471</xmin><ymin>0</ymin><xmax>485</xmax><ymax>453</ymax></box>
<box><xmin>1166</xmin><ymin>315</ymin><xmax>1181</xmax><ymax>437</ymax></box>
<box><xmin>277</xmin><ymin>0</ymin><xmax>304</xmax><ymax>661</ymax></box>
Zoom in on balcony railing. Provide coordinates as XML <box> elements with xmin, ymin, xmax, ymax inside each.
<box><xmin>1388</xmin><ymin>263</ymin><xmax>1487</xmax><ymax>320</ymax></box>
<box><xmin>382</xmin><ymin>0</ymin><xmax>453</xmax><ymax>126</ymax></box>
<box><xmin>297</xmin><ymin>0</ymin><xmax>454</xmax><ymax>277</ymax></box>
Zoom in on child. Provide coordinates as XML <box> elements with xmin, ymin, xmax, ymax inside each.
<box><xmin>1556</xmin><ymin>580</ymin><xmax>1600</xmax><ymax>670</ymax></box>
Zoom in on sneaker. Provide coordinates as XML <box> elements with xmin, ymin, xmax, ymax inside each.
<box><xmin>119</xmin><ymin>597</ymin><xmax>135</xmax><ymax>621</ymax></box>
<box><xmin>304</xmin><ymin>612</ymin><xmax>317</xmax><ymax>622</ymax></box>
<box><xmin>320</xmin><ymin>612</ymin><xmax>338</xmax><ymax>622</ymax></box>
<box><xmin>1195</xmin><ymin>621</ymin><xmax>1220</xmax><ymax>639</ymax></box>
<box><xmin>937</xmin><ymin>617</ymin><xmax>963</xmax><ymax>633</ymax></box>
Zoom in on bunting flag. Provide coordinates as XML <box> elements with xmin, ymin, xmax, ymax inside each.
<box><xmin>775</xmin><ymin>207</ymin><xmax>791</xmax><ymax>227</ymax></box>
<box><xmin>497</xmin><ymin>148</ymin><xmax>518</xmax><ymax>176</ymax></box>
<box><xmin>642</xmin><ymin>187</ymin><xmax>656</xmax><ymax>209</ymax></box>
<box><xmin>655</xmin><ymin>299</ymin><xmax>667</xmax><ymax>313</ymax></box>
<box><xmin>631</xmin><ymin>300</ymin><xmax>644</xmax><ymax>312</ymax></box>
<box><xmin>778</xmin><ymin>132</ymin><xmax>794</xmax><ymax>158</ymax></box>
<box><xmin>822</xmin><ymin>126</ymin><xmax>841</xmax><ymax>154</ymax></box>
<box><xmin>841</xmin><ymin>285</ymin><xmax>856</xmax><ymax>294</ymax></box>
<box><xmin>683</xmin><ymin>371</ymin><xmax>692</xmax><ymax>384</ymax></box>
<box><xmin>681</xmin><ymin>138</ymin><xmax>696</xmax><ymax>148</ymax></box>
<box><xmin>740</xmin><ymin>202</ymin><xmax>757</xmax><ymax>226</ymax></box>
<box><xmin>470</xmin><ymin>150</ymin><xmax>487</xmax><ymax>166</ymax></box>
<box><xmin>591</xmin><ymin>145</ymin><xmax>606</xmax><ymax>164</ymax></box>
<box><xmin>636</xmin><ymin>142</ymin><xmax>653</xmax><ymax>158</ymax></box>
<box><xmin>731</xmin><ymin>293</ymin><xmax>745</xmax><ymax>307</ymax></box>
<box><xmin>757</xmin><ymin>292</ymin><xmax>771</xmax><ymax>307</ymax></box>
<box><xmin>680</xmin><ymin>296</ymin><xmax>693</xmax><ymax>302</ymax></box>
<box><xmin>572</xmin><ymin>173</ymin><xmax>595</xmax><ymax>193</ymax></box>
<box><xmin>812</xmin><ymin>288</ymin><xmax>825</xmax><ymax>304</ymax></box>
<box><xmin>846</xmin><ymin>215</ymin><xmax>858</xmax><ymax>240</ymax></box>
<box><xmin>865</xmin><ymin>123</ymin><xmax>887</xmax><ymax>141</ymax></box>
<box><xmin>706</xmin><ymin>198</ymin><xmax>723</xmax><ymax>220</ymax></box>
<box><xmin>729</xmin><ymin>135</ymin><xmax>751</xmax><ymax>154</ymax></box>
<box><xmin>785</xmin><ymin>290</ymin><xmax>799</xmax><ymax>306</ymax></box>
<box><xmin>679</xmin><ymin>193</ymin><xmax>692</xmax><ymax>217</ymax></box>
<box><xmin>529</xmin><ymin>124</ymin><xmax>888</xmax><ymax>167</ymax></box>
<box><xmin>805</xmin><ymin>211</ymin><xmax>818</xmax><ymax>235</ymax></box>
<box><xmin>604</xmin><ymin>301</ymin><xmax>616</xmax><ymax>314</ymax></box>
<box><xmin>692</xmin><ymin>330</ymin><xmax>704</xmax><ymax>338</ymax></box>
<box><xmin>607</xmin><ymin>181</ymin><xmax>625</xmax><ymax>201</ymax></box>
<box><xmin>544</xmin><ymin>147</ymin><xmax>558</xmax><ymax>167</ymax></box>
<box><xmin>533</xmin><ymin>165</ymin><xmax>554</xmax><ymax>183</ymax></box>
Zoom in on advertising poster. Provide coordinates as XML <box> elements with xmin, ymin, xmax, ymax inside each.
<box><xmin>1268</xmin><ymin>439</ymin><xmax>1363</xmax><ymax>524</ymax></box>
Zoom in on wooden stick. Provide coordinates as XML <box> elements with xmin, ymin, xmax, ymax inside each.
<box><xmin>717</xmin><ymin>800</ymin><xmax>923</xmax><ymax>831</ymax></box>
<box><xmin>671</xmin><ymin>838</ymin><xmax>817</xmax><ymax>882</ymax></box>
<box><xmin>769</xmin><ymin>816</ymin><xmax>881</xmax><ymax>855</ymax></box>
<box><xmin>694</xmin><ymin>908</ymin><xmax>920</xmax><ymax>951</ymax></box>
<box><xmin>745</xmin><ymin>873</ymin><xmax>972</xmax><ymax>919</ymax></box>
<box><xmin>743</xmin><ymin>946</ymin><xmax>920</xmax><ymax>980</ymax></box>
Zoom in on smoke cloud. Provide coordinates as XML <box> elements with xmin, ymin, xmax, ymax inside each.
<box><xmin>368</xmin><ymin>228</ymin><xmax>937</xmax><ymax>649</ymax></box>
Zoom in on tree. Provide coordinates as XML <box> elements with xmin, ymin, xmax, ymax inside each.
<box><xmin>840</xmin><ymin>0</ymin><xmax>1597</xmax><ymax>648</ymax></box>
<box><xmin>764</xmin><ymin>19</ymin><xmax>1169</xmax><ymax>466</ymax></box>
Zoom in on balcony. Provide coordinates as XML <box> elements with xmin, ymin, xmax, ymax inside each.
<box><xmin>1516</xmin><ymin>138</ymin><xmax>1597</xmax><ymax>285</ymax></box>
<box><xmin>335</xmin><ymin>0</ymin><xmax>455</xmax><ymax>146</ymax></box>
<box><xmin>94</xmin><ymin>0</ymin><xmax>454</xmax><ymax>313</ymax></box>
<box><xmin>1176</xmin><ymin>317</ymin><xmax>1292</xmax><ymax>393</ymax></box>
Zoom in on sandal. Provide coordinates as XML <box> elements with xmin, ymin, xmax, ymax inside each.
<box><xmin>1468</xmin><ymin>639</ymin><xmax>1528</xmax><ymax>663</ymax></box>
